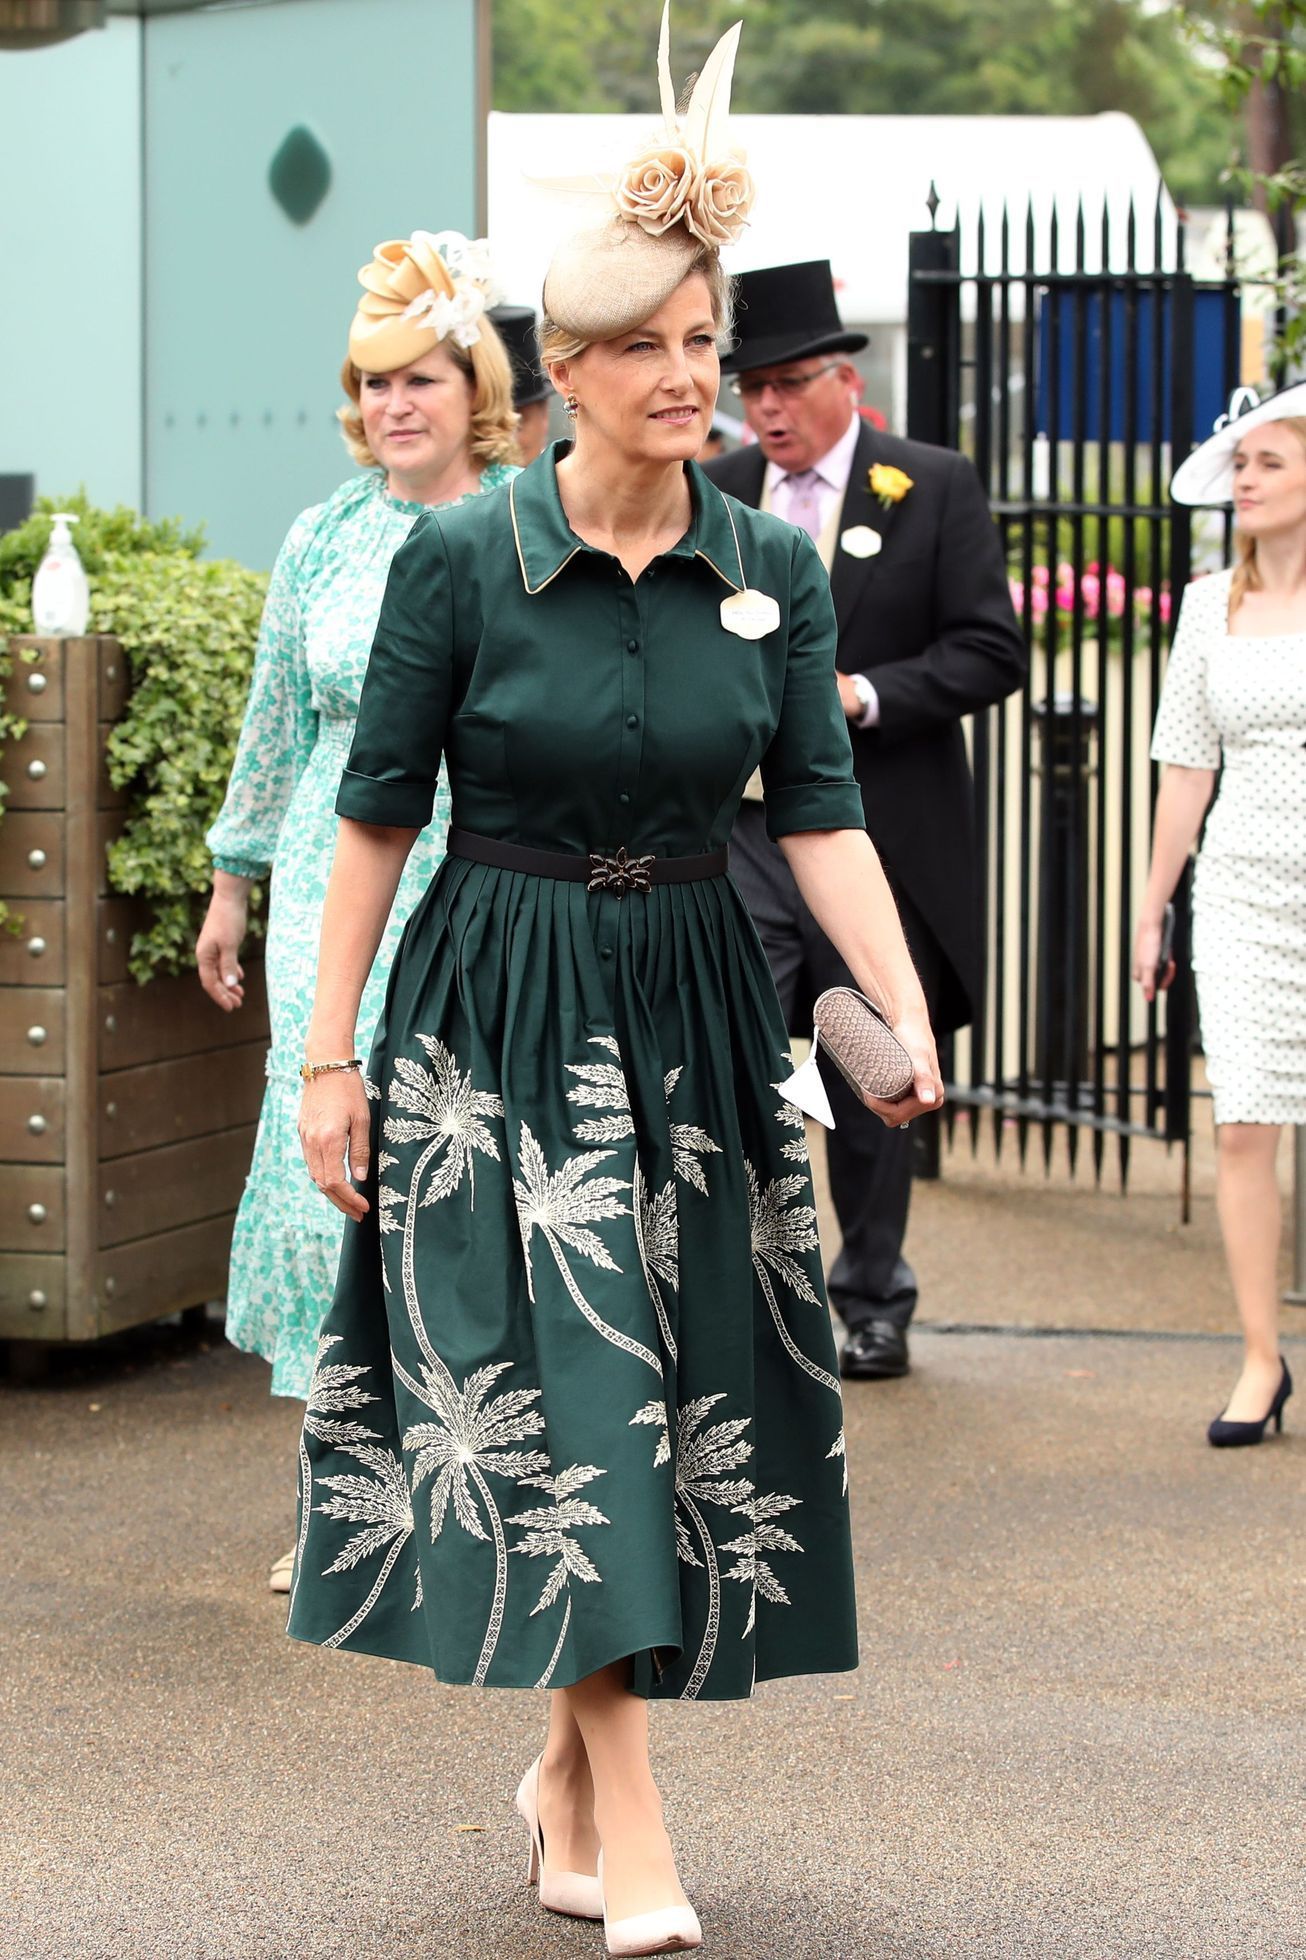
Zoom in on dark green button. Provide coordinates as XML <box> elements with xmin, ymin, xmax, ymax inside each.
<box><xmin>601</xmin><ymin>945</ymin><xmax>613</xmax><ymax>958</ymax></box>
<box><xmin>619</xmin><ymin>792</ymin><xmax>631</xmax><ymax>805</ymax></box>
<box><xmin>626</xmin><ymin>714</ymin><xmax>639</xmax><ymax>729</ymax></box>
<box><xmin>627</xmin><ymin>639</ymin><xmax>639</xmax><ymax>653</ymax></box>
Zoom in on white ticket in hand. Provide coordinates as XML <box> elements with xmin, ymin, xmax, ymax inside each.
<box><xmin>720</xmin><ymin>589</ymin><xmax>781</xmax><ymax>640</ymax></box>
<box><xmin>778</xmin><ymin>1048</ymin><xmax>836</xmax><ymax>1130</ymax></box>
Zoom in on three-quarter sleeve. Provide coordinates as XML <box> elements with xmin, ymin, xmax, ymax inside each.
<box><xmin>206</xmin><ymin>512</ymin><xmax>320</xmax><ymax>878</ymax></box>
<box><xmin>336</xmin><ymin>513</ymin><xmax>454</xmax><ymax>828</ymax></box>
<box><xmin>1150</xmin><ymin>578</ymin><xmax>1223</xmax><ymax>770</ymax></box>
<box><xmin>760</xmin><ymin>531</ymin><xmax>866</xmax><ymax>840</ymax></box>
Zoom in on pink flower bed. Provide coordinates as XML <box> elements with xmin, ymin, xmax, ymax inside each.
<box><xmin>1009</xmin><ymin>562</ymin><xmax>1171</xmax><ymax>628</ymax></box>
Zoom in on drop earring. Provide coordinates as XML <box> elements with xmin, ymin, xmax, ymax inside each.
<box><xmin>563</xmin><ymin>394</ymin><xmax>579</xmax><ymax>419</ymax></box>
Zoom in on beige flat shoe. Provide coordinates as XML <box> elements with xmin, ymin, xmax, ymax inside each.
<box><xmin>268</xmin><ymin>1547</ymin><xmax>296</xmax><ymax>1594</ymax></box>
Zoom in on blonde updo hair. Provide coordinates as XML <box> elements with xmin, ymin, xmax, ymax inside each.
<box><xmin>538</xmin><ymin>246</ymin><xmax>735</xmax><ymax>369</ymax></box>
<box><xmin>1229</xmin><ymin>415</ymin><xmax>1306</xmax><ymax>617</ymax></box>
<box><xmin>337</xmin><ymin>316</ymin><xmax>520</xmax><ymax>471</ymax></box>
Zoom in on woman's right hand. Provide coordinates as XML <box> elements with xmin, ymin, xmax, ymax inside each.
<box><xmin>299</xmin><ymin>1071</ymin><xmax>373</xmax><ymax>1221</ymax></box>
<box><xmin>196</xmin><ymin>876</ymin><xmax>250</xmax><ymax>1011</ymax></box>
<box><xmin>1131</xmin><ymin>914</ymin><xmax>1173</xmax><ymax>1004</ymax></box>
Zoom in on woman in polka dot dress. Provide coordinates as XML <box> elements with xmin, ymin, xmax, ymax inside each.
<box><xmin>1134</xmin><ymin>385</ymin><xmax>1306</xmax><ymax>1447</ymax></box>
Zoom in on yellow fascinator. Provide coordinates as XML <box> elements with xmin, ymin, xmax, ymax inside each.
<box><xmin>348</xmin><ymin>229</ymin><xmax>505</xmax><ymax>373</ymax></box>
<box><xmin>542</xmin><ymin>4</ymin><xmax>754</xmax><ymax>344</ymax></box>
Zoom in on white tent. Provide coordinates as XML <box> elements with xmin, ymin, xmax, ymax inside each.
<box><xmin>488</xmin><ymin>110</ymin><xmax>1173</xmax><ymax>329</ymax></box>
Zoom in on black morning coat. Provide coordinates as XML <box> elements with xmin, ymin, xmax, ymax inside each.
<box><xmin>705</xmin><ymin>419</ymin><xmax>1027</xmax><ymax>1036</ymax></box>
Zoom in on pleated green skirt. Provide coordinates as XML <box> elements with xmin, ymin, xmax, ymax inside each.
<box><xmin>286</xmin><ymin>856</ymin><xmax>859</xmax><ymax>1699</ymax></box>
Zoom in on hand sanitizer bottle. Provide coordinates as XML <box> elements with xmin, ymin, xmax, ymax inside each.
<box><xmin>32</xmin><ymin>513</ymin><xmax>91</xmax><ymax>636</ymax></box>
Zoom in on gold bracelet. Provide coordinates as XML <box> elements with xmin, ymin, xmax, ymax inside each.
<box><xmin>299</xmin><ymin>1058</ymin><xmax>361</xmax><ymax>1083</ymax></box>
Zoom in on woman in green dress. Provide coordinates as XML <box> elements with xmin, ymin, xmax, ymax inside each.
<box><xmin>292</xmin><ymin>16</ymin><xmax>942</xmax><ymax>1955</ymax></box>
<box><xmin>196</xmin><ymin>231</ymin><xmax>519</xmax><ymax>1592</ymax></box>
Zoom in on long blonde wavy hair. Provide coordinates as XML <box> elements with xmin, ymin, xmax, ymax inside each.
<box><xmin>337</xmin><ymin>319</ymin><xmax>520</xmax><ymax>472</ymax></box>
<box><xmin>1228</xmin><ymin>415</ymin><xmax>1306</xmax><ymax>616</ymax></box>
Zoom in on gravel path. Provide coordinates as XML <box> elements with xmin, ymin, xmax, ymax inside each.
<box><xmin>4</xmin><ymin>1308</ymin><xmax>1301</xmax><ymax>1959</ymax></box>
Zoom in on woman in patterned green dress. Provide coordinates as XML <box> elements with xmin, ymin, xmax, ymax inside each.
<box><xmin>197</xmin><ymin>232</ymin><xmax>519</xmax><ymax>1591</ymax></box>
<box><xmin>293</xmin><ymin>194</ymin><xmax>942</xmax><ymax>1960</ymax></box>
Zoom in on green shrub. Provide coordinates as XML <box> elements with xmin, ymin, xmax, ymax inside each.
<box><xmin>0</xmin><ymin>493</ymin><xmax>268</xmax><ymax>976</ymax></box>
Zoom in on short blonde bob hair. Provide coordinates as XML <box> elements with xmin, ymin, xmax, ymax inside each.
<box><xmin>538</xmin><ymin>245</ymin><xmax>735</xmax><ymax>368</ymax></box>
<box><xmin>337</xmin><ymin>319</ymin><xmax>520</xmax><ymax>471</ymax></box>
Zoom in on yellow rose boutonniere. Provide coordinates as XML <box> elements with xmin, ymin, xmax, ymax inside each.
<box><xmin>869</xmin><ymin>464</ymin><xmax>914</xmax><ymax>509</ymax></box>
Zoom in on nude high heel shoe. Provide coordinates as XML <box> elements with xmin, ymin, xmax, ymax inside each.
<box><xmin>514</xmin><ymin>1756</ymin><xmax>603</xmax><ymax>1920</ymax></box>
<box><xmin>597</xmin><ymin>1850</ymin><xmax>703</xmax><ymax>1956</ymax></box>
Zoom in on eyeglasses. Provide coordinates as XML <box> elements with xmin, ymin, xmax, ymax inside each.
<box><xmin>729</xmin><ymin>361</ymin><xmax>843</xmax><ymax>402</ymax></box>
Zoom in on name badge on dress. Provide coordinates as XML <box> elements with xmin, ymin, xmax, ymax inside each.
<box><xmin>840</xmin><ymin>525</ymin><xmax>882</xmax><ymax>560</ymax></box>
<box><xmin>720</xmin><ymin>589</ymin><xmax>781</xmax><ymax>641</ymax></box>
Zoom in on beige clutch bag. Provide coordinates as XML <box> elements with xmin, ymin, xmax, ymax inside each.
<box><xmin>812</xmin><ymin>987</ymin><xmax>915</xmax><ymax>1103</ymax></box>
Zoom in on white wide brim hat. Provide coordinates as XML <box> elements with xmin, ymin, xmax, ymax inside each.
<box><xmin>1170</xmin><ymin>380</ymin><xmax>1306</xmax><ymax>506</ymax></box>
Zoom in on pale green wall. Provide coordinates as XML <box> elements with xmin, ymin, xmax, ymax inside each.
<box><xmin>0</xmin><ymin>0</ymin><xmax>482</xmax><ymax>569</ymax></box>
<box><xmin>0</xmin><ymin>19</ymin><xmax>144</xmax><ymax>512</ymax></box>
<box><xmin>144</xmin><ymin>0</ymin><xmax>482</xmax><ymax>568</ymax></box>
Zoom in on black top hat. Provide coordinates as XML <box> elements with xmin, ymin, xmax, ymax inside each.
<box><xmin>488</xmin><ymin>303</ymin><xmax>552</xmax><ymax>409</ymax></box>
<box><xmin>721</xmin><ymin>260</ymin><xmax>868</xmax><ymax>374</ymax></box>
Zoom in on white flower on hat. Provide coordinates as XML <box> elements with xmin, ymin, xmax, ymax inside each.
<box><xmin>399</xmin><ymin>233</ymin><xmax>501</xmax><ymax>349</ymax></box>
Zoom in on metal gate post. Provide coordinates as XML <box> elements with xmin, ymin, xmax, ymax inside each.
<box><xmin>1033</xmin><ymin>694</ymin><xmax>1099</xmax><ymax>1098</ymax></box>
<box><xmin>906</xmin><ymin>193</ymin><xmax>961</xmax><ymax>447</ymax></box>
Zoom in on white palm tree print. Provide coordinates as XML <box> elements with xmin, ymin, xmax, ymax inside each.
<box><xmin>745</xmin><ymin>1163</ymin><xmax>842</xmax><ymax>1399</ymax></box>
<box><xmin>566</xmin><ymin>1038</ymin><xmax>722</xmax><ymax>1194</ymax></box>
<box><xmin>566</xmin><ymin>1037</ymin><xmax>722</xmax><ymax>1365</ymax></box>
<box><xmin>722</xmin><ymin>1489</ymin><xmax>804</xmax><ymax>1637</ymax></box>
<box><xmin>508</xmin><ymin>1463</ymin><xmax>610</xmax><ymax>1616</ymax></box>
<box><xmin>771</xmin><ymin>1085</ymin><xmax>810</xmax><ymax>1163</ymax></box>
<box><xmin>383</xmin><ymin>1033</ymin><xmax>504</xmax><ymax>1206</ymax></box>
<box><xmin>316</xmin><ymin>1441</ymin><xmax>417</xmax><ymax>1647</ymax></box>
<box><xmin>301</xmin><ymin>1333</ymin><xmax>381</xmax><ymax>1447</ymax></box>
<box><xmin>512</xmin><ymin>1122</ymin><xmax>661</xmax><ymax>1376</ymax></box>
<box><xmin>380</xmin><ymin>1035</ymin><xmax>504</xmax><ymax>1377</ymax></box>
<box><xmin>633</xmin><ymin>1163</ymin><xmax>679</xmax><ymax>1362</ymax></box>
<box><xmin>401</xmin><ymin>1358</ymin><xmax>550</xmax><ymax>1684</ymax></box>
<box><xmin>629</xmin><ymin>1397</ymin><xmax>671</xmax><ymax>1467</ymax></box>
<box><xmin>291</xmin><ymin>1333</ymin><xmax>382</xmax><ymax>1617</ymax></box>
<box><xmin>674</xmin><ymin>1394</ymin><xmax>756</xmax><ymax>1698</ymax></box>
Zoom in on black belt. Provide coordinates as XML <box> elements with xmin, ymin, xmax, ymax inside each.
<box><xmin>448</xmin><ymin>827</ymin><xmax>728</xmax><ymax>896</ymax></box>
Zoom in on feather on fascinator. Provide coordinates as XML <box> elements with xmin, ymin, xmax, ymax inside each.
<box><xmin>348</xmin><ymin>230</ymin><xmax>505</xmax><ymax>373</ymax></box>
<box><xmin>541</xmin><ymin>4</ymin><xmax>754</xmax><ymax>344</ymax></box>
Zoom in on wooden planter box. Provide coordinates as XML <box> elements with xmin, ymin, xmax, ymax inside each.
<box><xmin>0</xmin><ymin>634</ymin><xmax>268</xmax><ymax>1345</ymax></box>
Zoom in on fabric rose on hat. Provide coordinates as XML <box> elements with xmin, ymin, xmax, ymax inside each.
<box><xmin>616</xmin><ymin>143</ymin><xmax>697</xmax><ymax>236</ymax></box>
<box><xmin>686</xmin><ymin>153</ymin><xmax>754</xmax><ymax>247</ymax></box>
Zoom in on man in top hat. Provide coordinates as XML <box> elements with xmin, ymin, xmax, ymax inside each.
<box><xmin>705</xmin><ymin>260</ymin><xmax>1025</xmax><ymax>1380</ymax></box>
<box><xmin>489</xmin><ymin>302</ymin><xmax>553</xmax><ymax>462</ymax></box>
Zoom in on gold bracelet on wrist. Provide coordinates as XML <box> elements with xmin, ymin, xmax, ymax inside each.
<box><xmin>299</xmin><ymin>1058</ymin><xmax>361</xmax><ymax>1084</ymax></box>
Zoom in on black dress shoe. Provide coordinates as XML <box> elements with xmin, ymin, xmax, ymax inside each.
<box><xmin>840</xmin><ymin>1320</ymin><xmax>910</xmax><ymax>1380</ymax></box>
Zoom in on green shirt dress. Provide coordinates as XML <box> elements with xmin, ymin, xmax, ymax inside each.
<box><xmin>287</xmin><ymin>445</ymin><xmax>864</xmax><ymax>1701</ymax></box>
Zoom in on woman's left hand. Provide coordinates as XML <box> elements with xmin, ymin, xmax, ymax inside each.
<box><xmin>862</xmin><ymin>1010</ymin><xmax>945</xmax><ymax>1128</ymax></box>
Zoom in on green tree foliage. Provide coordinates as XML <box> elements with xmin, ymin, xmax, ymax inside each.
<box><xmin>493</xmin><ymin>0</ymin><xmax>1233</xmax><ymax>205</ymax></box>
<box><xmin>0</xmin><ymin>495</ymin><xmax>266</xmax><ymax>975</ymax></box>
<box><xmin>1181</xmin><ymin>2</ymin><xmax>1306</xmax><ymax>368</ymax></box>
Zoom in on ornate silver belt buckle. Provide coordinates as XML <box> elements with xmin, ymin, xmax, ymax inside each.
<box><xmin>587</xmin><ymin>846</ymin><xmax>655</xmax><ymax>896</ymax></box>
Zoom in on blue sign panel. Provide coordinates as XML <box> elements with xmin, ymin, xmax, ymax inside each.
<box><xmin>1035</xmin><ymin>288</ymin><xmax>1236</xmax><ymax>445</ymax></box>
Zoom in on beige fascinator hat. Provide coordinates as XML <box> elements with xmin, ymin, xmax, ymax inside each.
<box><xmin>348</xmin><ymin>229</ymin><xmax>505</xmax><ymax>373</ymax></box>
<box><xmin>541</xmin><ymin>3</ymin><xmax>754</xmax><ymax>344</ymax></box>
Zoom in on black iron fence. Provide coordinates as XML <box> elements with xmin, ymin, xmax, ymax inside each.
<box><xmin>906</xmin><ymin>192</ymin><xmax>1260</xmax><ymax>1205</ymax></box>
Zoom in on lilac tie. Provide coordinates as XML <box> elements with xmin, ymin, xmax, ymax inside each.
<box><xmin>782</xmin><ymin>468</ymin><xmax>824</xmax><ymax>542</ymax></box>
